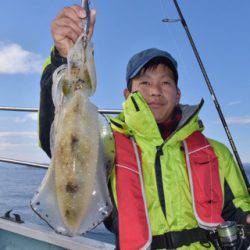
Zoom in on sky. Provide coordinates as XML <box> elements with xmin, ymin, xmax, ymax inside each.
<box><xmin>0</xmin><ymin>0</ymin><xmax>249</xmax><ymax>165</ymax></box>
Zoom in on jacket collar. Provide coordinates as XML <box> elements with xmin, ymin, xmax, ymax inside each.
<box><xmin>110</xmin><ymin>92</ymin><xmax>204</xmax><ymax>146</ymax></box>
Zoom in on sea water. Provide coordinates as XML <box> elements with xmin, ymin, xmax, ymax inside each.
<box><xmin>0</xmin><ymin>162</ymin><xmax>115</xmax><ymax>244</ymax></box>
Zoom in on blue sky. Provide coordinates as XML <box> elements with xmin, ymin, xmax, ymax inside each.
<box><xmin>0</xmin><ymin>0</ymin><xmax>249</xmax><ymax>164</ymax></box>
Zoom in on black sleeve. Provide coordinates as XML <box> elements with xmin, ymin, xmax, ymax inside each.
<box><xmin>222</xmin><ymin>180</ymin><xmax>250</xmax><ymax>224</ymax></box>
<box><xmin>39</xmin><ymin>48</ymin><xmax>67</xmax><ymax>158</ymax></box>
<box><xmin>102</xmin><ymin>181</ymin><xmax>119</xmax><ymax>248</ymax></box>
<box><xmin>103</xmin><ymin>181</ymin><xmax>118</xmax><ymax>232</ymax></box>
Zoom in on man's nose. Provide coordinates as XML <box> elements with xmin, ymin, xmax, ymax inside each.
<box><xmin>150</xmin><ymin>83</ymin><xmax>162</xmax><ymax>96</ymax></box>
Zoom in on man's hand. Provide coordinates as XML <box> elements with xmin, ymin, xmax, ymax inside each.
<box><xmin>51</xmin><ymin>5</ymin><xmax>96</xmax><ymax>58</ymax></box>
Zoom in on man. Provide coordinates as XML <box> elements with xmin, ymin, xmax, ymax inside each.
<box><xmin>39</xmin><ymin>5</ymin><xmax>250</xmax><ymax>249</ymax></box>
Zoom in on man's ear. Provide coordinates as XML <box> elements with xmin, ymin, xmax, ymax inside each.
<box><xmin>123</xmin><ymin>88</ymin><xmax>130</xmax><ymax>99</ymax></box>
<box><xmin>176</xmin><ymin>87</ymin><xmax>181</xmax><ymax>104</ymax></box>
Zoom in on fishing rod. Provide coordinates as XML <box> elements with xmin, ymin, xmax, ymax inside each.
<box><xmin>162</xmin><ymin>0</ymin><xmax>250</xmax><ymax>190</ymax></box>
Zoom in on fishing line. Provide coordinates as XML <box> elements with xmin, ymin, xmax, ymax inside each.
<box><xmin>158</xmin><ymin>0</ymin><xmax>193</xmax><ymax>88</ymax></box>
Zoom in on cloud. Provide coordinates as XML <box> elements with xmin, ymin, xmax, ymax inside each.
<box><xmin>0</xmin><ymin>141</ymin><xmax>49</xmax><ymax>163</ymax></box>
<box><xmin>0</xmin><ymin>142</ymin><xmax>34</xmax><ymax>148</ymax></box>
<box><xmin>0</xmin><ymin>113</ymin><xmax>38</xmax><ymax>124</ymax></box>
<box><xmin>13</xmin><ymin>113</ymin><xmax>38</xmax><ymax>123</ymax></box>
<box><xmin>226</xmin><ymin>116</ymin><xmax>250</xmax><ymax>125</ymax></box>
<box><xmin>26</xmin><ymin>113</ymin><xmax>38</xmax><ymax>121</ymax></box>
<box><xmin>0</xmin><ymin>42</ymin><xmax>43</xmax><ymax>74</ymax></box>
<box><xmin>0</xmin><ymin>117</ymin><xmax>45</xmax><ymax>166</ymax></box>
<box><xmin>13</xmin><ymin>116</ymin><xmax>28</xmax><ymax>123</ymax></box>
<box><xmin>227</xmin><ymin>101</ymin><xmax>242</xmax><ymax>106</ymax></box>
<box><xmin>0</xmin><ymin>131</ymin><xmax>37</xmax><ymax>138</ymax></box>
<box><xmin>0</xmin><ymin>130</ymin><xmax>49</xmax><ymax>163</ymax></box>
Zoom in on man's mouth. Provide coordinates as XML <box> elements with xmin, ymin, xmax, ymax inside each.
<box><xmin>148</xmin><ymin>102</ymin><xmax>165</xmax><ymax>108</ymax></box>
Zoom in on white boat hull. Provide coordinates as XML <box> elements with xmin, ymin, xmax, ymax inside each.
<box><xmin>0</xmin><ymin>218</ymin><xmax>114</xmax><ymax>250</ymax></box>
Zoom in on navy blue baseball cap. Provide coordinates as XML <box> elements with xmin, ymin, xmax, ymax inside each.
<box><xmin>126</xmin><ymin>48</ymin><xmax>178</xmax><ymax>87</ymax></box>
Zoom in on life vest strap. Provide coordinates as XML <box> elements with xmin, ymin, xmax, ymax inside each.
<box><xmin>151</xmin><ymin>227</ymin><xmax>213</xmax><ymax>249</ymax></box>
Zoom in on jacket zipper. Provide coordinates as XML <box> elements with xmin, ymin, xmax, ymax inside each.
<box><xmin>155</xmin><ymin>144</ymin><xmax>167</xmax><ymax>217</ymax></box>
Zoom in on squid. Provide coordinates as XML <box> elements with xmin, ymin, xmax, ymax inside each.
<box><xmin>31</xmin><ymin>0</ymin><xmax>113</xmax><ymax>236</ymax></box>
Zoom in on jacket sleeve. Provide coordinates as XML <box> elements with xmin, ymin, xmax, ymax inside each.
<box><xmin>220</xmin><ymin>146</ymin><xmax>250</xmax><ymax>224</ymax></box>
<box><xmin>39</xmin><ymin>47</ymin><xmax>67</xmax><ymax>158</ymax></box>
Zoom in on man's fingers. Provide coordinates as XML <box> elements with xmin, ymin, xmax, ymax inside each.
<box><xmin>53</xmin><ymin>25</ymin><xmax>79</xmax><ymax>44</ymax></box>
<box><xmin>57</xmin><ymin>6</ymin><xmax>86</xmax><ymax>27</ymax></box>
<box><xmin>52</xmin><ymin>17</ymin><xmax>83</xmax><ymax>37</ymax></box>
<box><xmin>70</xmin><ymin>5</ymin><xmax>86</xmax><ymax>18</ymax></box>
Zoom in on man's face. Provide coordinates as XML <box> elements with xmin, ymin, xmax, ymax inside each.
<box><xmin>129</xmin><ymin>64</ymin><xmax>181</xmax><ymax>123</ymax></box>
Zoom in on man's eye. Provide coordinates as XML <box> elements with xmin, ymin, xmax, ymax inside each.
<box><xmin>140</xmin><ymin>81</ymin><xmax>150</xmax><ymax>86</ymax></box>
<box><xmin>161</xmin><ymin>81</ymin><xmax>171</xmax><ymax>85</ymax></box>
